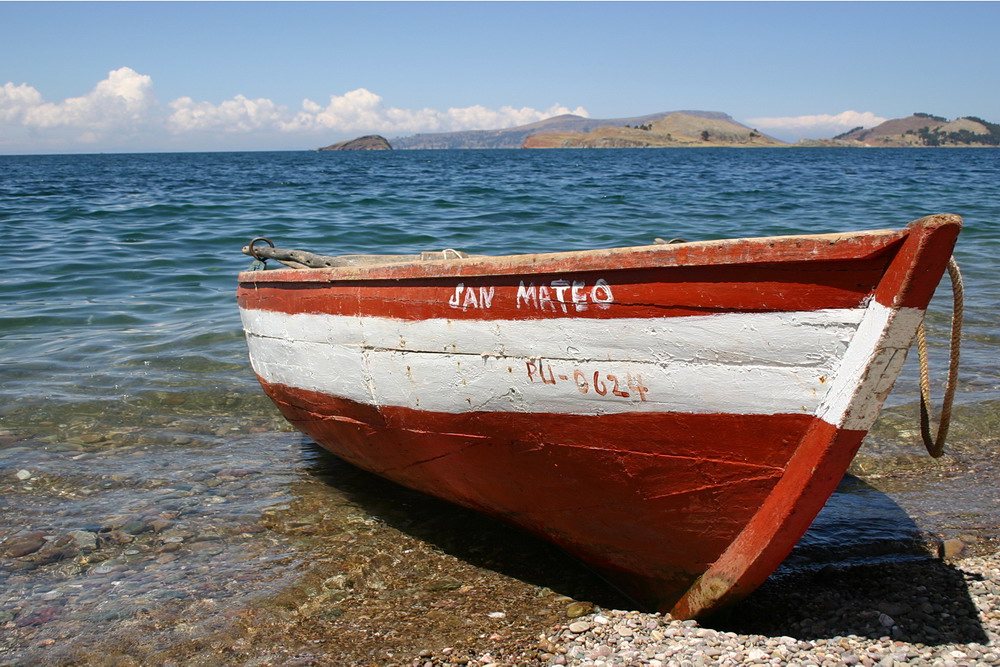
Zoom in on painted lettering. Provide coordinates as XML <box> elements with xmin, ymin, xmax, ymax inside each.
<box><xmin>591</xmin><ymin>279</ymin><xmax>614</xmax><ymax>309</ymax></box>
<box><xmin>526</xmin><ymin>363</ymin><xmax>649</xmax><ymax>402</ymax></box>
<box><xmin>537</xmin><ymin>285</ymin><xmax>555</xmax><ymax>312</ymax></box>
<box><xmin>627</xmin><ymin>373</ymin><xmax>649</xmax><ymax>401</ymax></box>
<box><xmin>449</xmin><ymin>283</ymin><xmax>495</xmax><ymax>311</ymax></box>
<box><xmin>448</xmin><ymin>283</ymin><xmax>465</xmax><ymax>309</ymax></box>
<box><xmin>593</xmin><ymin>371</ymin><xmax>608</xmax><ymax>396</ymax></box>
<box><xmin>608</xmin><ymin>374</ymin><xmax>630</xmax><ymax>397</ymax></box>
<box><xmin>516</xmin><ymin>282</ymin><xmax>536</xmax><ymax>309</ymax></box>
<box><xmin>571</xmin><ymin>280</ymin><xmax>588</xmax><ymax>312</ymax></box>
<box><xmin>551</xmin><ymin>280</ymin><xmax>571</xmax><ymax>313</ymax></box>
<box><xmin>514</xmin><ymin>278</ymin><xmax>615</xmax><ymax>314</ymax></box>
<box><xmin>479</xmin><ymin>286</ymin><xmax>495</xmax><ymax>309</ymax></box>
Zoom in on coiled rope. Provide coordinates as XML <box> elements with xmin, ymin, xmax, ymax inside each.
<box><xmin>916</xmin><ymin>256</ymin><xmax>964</xmax><ymax>458</ymax></box>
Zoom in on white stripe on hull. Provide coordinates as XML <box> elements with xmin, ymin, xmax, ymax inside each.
<box><xmin>240</xmin><ymin>308</ymin><xmax>866</xmax><ymax>367</ymax></box>
<box><xmin>238</xmin><ymin>306</ymin><xmax>917</xmax><ymax>421</ymax></box>
<box><xmin>818</xmin><ymin>302</ymin><xmax>925</xmax><ymax>430</ymax></box>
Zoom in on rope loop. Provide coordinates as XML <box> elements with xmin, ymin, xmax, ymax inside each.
<box><xmin>916</xmin><ymin>256</ymin><xmax>964</xmax><ymax>458</ymax></box>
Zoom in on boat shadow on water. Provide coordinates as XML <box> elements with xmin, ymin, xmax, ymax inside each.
<box><xmin>297</xmin><ymin>441</ymin><xmax>989</xmax><ymax>646</ymax></box>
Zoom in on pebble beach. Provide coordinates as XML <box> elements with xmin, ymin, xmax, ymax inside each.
<box><xmin>537</xmin><ymin>551</ymin><xmax>999</xmax><ymax>667</ymax></box>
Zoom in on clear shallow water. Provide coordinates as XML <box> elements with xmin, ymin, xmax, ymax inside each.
<box><xmin>1</xmin><ymin>148</ymin><xmax>998</xmax><ymax>661</ymax></box>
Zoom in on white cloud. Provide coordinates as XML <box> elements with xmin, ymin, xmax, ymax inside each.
<box><xmin>0</xmin><ymin>82</ymin><xmax>44</xmax><ymax>122</ymax></box>
<box><xmin>442</xmin><ymin>103</ymin><xmax>589</xmax><ymax>133</ymax></box>
<box><xmin>167</xmin><ymin>94</ymin><xmax>286</xmax><ymax>133</ymax></box>
<box><xmin>1</xmin><ymin>68</ymin><xmax>587</xmax><ymax>151</ymax></box>
<box><xmin>21</xmin><ymin>67</ymin><xmax>154</xmax><ymax>130</ymax></box>
<box><xmin>280</xmin><ymin>88</ymin><xmax>392</xmax><ymax>133</ymax></box>
<box><xmin>745</xmin><ymin>110</ymin><xmax>887</xmax><ymax>140</ymax></box>
<box><xmin>280</xmin><ymin>88</ymin><xmax>588</xmax><ymax>135</ymax></box>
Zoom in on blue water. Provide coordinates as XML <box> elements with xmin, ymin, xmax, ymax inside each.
<box><xmin>1</xmin><ymin>148</ymin><xmax>998</xmax><ymax>661</ymax></box>
<box><xmin>2</xmin><ymin>148</ymin><xmax>997</xmax><ymax>412</ymax></box>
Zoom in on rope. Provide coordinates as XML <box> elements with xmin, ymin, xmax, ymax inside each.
<box><xmin>916</xmin><ymin>256</ymin><xmax>964</xmax><ymax>458</ymax></box>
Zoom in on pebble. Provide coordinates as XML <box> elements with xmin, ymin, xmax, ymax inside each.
<box><xmin>943</xmin><ymin>537</ymin><xmax>967</xmax><ymax>558</ymax></box>
<box><xmin>566</xmin><ymin>601</ymin><xmax>595</xmax><ymax>618</ymax></box>
<box><xmin>67</xmin><ymin>530</ymin><xmax>98</xmax><ymax>550</ymax></box>
<box><xmin>543</xmin><ymin>551</ymin><xmax>1000</xmax><ymax>667</ymax></box>
<box><xmin>3</xmin><ymin>530</ymin><xmax>47</xmax><ymax>558</ymax></box>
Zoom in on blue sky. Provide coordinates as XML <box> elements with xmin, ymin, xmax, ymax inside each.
<box><xmin>2</xmin><ymin>1</ymin><xmax>999</xmax><ymax>154</ymax></box>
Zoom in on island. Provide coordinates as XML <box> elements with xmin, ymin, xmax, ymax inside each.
<box><xmin>522</xmin><ymin>112</ymin><xmax>784</xmax><ymax>148</ymax></box>
<box><xmin>798</xmin><ymin>113</ymin><xmax>1000</xmax><ymax>147</ymax></box>
<box><xmin>317</xmin><ymin>135</ymin><xmax>393</xmax><ymax>151</ymax></box>
<box><xmin>315</xmin><ymin>112</ymin><xmax>1000</xmax><ymax>151</ymax></box>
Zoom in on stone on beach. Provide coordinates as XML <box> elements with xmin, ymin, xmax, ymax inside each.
<box><xmin>67</xmin><ymin>530</ymin><xmax>98</xmax><ymax>551</ymax></box>
<box><xmin>542</xmin><ymin>552</ymin><xmax>1000</xmax><ymax>667</ymax></box>
<box><xmin>3</xmin><ymin>530</ymin><xmax>47</xmax><ymax>558</ymax></box>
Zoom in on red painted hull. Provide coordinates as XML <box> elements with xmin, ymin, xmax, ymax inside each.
<box><xmin>237</xmin><ymin>215</ymin><xmax>960</xmax><ymax>617</ymax></box>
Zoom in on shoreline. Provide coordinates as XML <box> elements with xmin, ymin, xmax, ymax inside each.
<box><xmin>3</xmin><ymin>399</ymin><xmax>998</xmax><ymax>665</ymax></box>
<box><xmin>539</xmin><ymin>549</ymin><xmax>999</xmax><ymax>667</ymax></box>
<box><xmin>31</xmin><ymin>537</ymin><xmax>997</xmax><ymax>666</ymax></box>
<box><xmin>5</xmin><ymin>443</ymin><xmax>994</xmax><ymax>666</ymax></box>
<box><xmin>2</xmin><ymin>400</ymin><xmax>998</xmax><ymax>665</ymax></box>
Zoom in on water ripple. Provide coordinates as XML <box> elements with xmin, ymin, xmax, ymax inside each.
<box><xmin>1</xmin><ymin>148</ymin><xmax>997</xmax><ymax>410</ymax></box>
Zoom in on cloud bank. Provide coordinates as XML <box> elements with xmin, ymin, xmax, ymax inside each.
<box><xmin>1</xmin><ymin>67</ymin><xmax>588</xmax><ymax>152</ymax></box>
<box><xmin>3</xmin><ymin>68</ymin><xmax>894</xmax><ymax>152</ymax></box>
<box><xmin>745</xmin><ymin>110</ymin><xmax>888</xmax><ymax>141</ymax></box>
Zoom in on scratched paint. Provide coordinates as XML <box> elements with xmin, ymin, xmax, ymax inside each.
<box><xmin>237</xmin><ymin>214</ymin><xmax>961</xmax><ymax>619</ymax></box>
<box><xmin>239</xmin><ymin>307</ymin><xmax>866</xmax><ymax>417</ymax></box>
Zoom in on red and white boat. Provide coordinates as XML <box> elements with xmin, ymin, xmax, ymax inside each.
<box><xmin>237</xmin><ymin>214</ymin><xmax>960</xmax><ymax>619</ymax></box>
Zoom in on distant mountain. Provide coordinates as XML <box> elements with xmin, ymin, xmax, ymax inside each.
<box><xmin>523</xmin><ymin>112</ymin><xmax>785</xmax><ymax>148</ymax></box>
<box><xmin>327</xmin><ymin>111</ymin><xmax>1000</xmax><ymax>151</ymax></box>
<box><xmin>802</xmin><ymin>113</ymin><xmax>1000</xmax><ymax>147</ymax></box>
<box><xmin>390</xmin><ymin>110</ymin><xmax>738</xmax><ymax>149</ymax></box>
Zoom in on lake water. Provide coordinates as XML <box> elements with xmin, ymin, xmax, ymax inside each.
<box><xmin>1</xmin><ymin>148</ymin><xmax>998</xmax><ymax>662</ymax></box>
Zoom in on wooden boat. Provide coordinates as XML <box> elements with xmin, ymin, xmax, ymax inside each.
<box><xmin>236</xmin><ymin>213</ymin><xmax>960</xmax><ymax>619</ymax></box>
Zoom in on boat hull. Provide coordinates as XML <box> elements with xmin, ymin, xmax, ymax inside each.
<box><xmin>237</xmin><ymin>214</ymin><xmax>960</xmax><ymax>617</ymax></box>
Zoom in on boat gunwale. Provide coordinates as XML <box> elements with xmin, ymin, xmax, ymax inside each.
<box><xmin>237</xmin><ymin>226</ymin><xmax>916</xmax><ymax>285</ymax></box>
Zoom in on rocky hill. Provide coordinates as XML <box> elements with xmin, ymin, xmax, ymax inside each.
<box><xmin>390</xmin><ymin>111</ymin><xmax>738</xmax><ymax>149</ymax></box>
<box><xmin>318</xmin><ymin>135</ymin><xmax>392</xmax><ymax>151</ymax></box>
<box><xmin>320</xmin><ymin>113</ymin><xmax>1000</xmax><ymax>151</ymax></box>
<box><xmin>523</xmin><ymin>112</ymin><xmax>785</xmax><ymax>148</ymax></box>
<box><xmin>801</xmin><ymin>114</ymin><xmax>1000</xmax><ymax>147</ymax></box>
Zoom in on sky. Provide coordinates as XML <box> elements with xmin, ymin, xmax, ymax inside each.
<box><xmin>2</xmin><ymin>1</ymin><xmax>999</xmax><ymax>154</ymax></box>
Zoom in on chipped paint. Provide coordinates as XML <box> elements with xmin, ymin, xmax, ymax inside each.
<box><xmin>237</xmin><ymin>214</ymin><xmax>961</xmax><ymax>618</ymax></box>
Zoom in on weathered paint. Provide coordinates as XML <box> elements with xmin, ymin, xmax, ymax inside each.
<box><xmin>236</xmin><ymin>214</ymin><xmax>961</xmax><ymax>618</ymax></box>
<box><xmin>240</xmin><ymin>308</ymin><xmax>865</xmax><ymax>417</ymax></box>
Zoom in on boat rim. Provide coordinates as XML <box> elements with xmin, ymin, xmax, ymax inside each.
<box><xmin>238</xmin><ymin>217</ymin><xmax>963</xmax><ymax>284</ymax></box>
